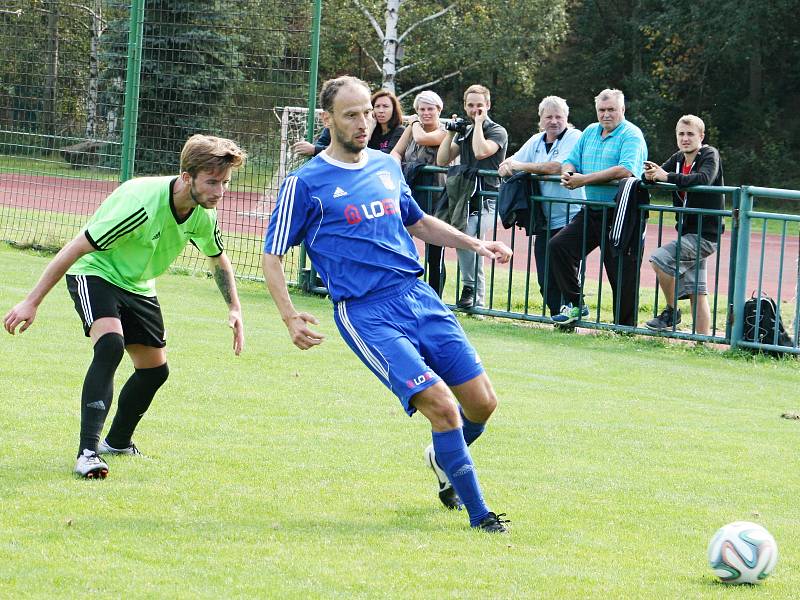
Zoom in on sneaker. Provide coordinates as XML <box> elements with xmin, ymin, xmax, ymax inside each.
<box><xmin>457</xmin><ymin>286</ymin><xmax>475</xmax><ymax>309</ymax></box>
<box><xmin>98</xmin><ymin>438</ymin><xmax>142</xmax><ymax>456</ymax></box>
<box><xmin>551</xmin><ymin>302</ymin><xmax>589</xmax><ymax>325</ymax></box>
<box><xmin>74</xmin><ymin>449</ymin><xmax>109</xmax><ymax>479</ymax></box>
<box><xmin>424</xmin><ymin>444</ymin><xmax>462</xmax><ymax>510</ymax></box>
<box><xmin>645</xmin><ymin>306</ymin><xmax>681</xmax><ymax>331</ymax></box>
<box><xmin>475</xmin><ymin>512</ymin><xmax>510</xmax><ymax>533</ymax></box>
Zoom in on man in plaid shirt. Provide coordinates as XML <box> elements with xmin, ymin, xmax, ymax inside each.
<box><xmin>547</xmin><ymin>88</ymin><xmax>648</xmax><ymax>327</ymax></box>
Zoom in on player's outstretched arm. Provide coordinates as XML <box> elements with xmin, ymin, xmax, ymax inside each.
<box><xmin>406</xmin><ymin>215</ymin><xmax>512</xmax><ymax>264</ymax></box>
<box><xmin>209</xmin><ymin>252</ymin><xmax>244</xmax><ymax>356</ymax></box>
<box><xmin>261</xmin><ymin>253</ymin><xmax>324</xmax><ymax>350</ymax></box>
<box><xmin>3</xmin><ymin>233</ymin><xmax>94</xmax><ymax>335</ymax></box>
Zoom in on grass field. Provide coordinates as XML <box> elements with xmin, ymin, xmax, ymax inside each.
<box><xmin>2</xmin><ymin>245</ymin><xmax>800</xmax><ymax>598</ymax></box>
<box><xmin>0</xmin><ymin>151</ymin><xmax>277</xmax><ymax>192</ymax></box>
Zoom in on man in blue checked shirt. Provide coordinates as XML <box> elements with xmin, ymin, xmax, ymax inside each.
<box><xmin>547</xmin><ymin>88</ymin><xmax>648</xmax><ymax>327</ymax></box>
<box><xmin>498</xmin><ymin>95</ymin><xmax>585</xmax><ymax>317</ymax></box>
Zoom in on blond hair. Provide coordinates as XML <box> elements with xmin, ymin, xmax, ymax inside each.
<box><xmin>538</xmin><ymin>95</ymin><xmax>569</xmax><ymax>117</ymax></box>
<box><xmin>677</xmin><ymin>114</ymin><xmax>705</xmax><ymax>135</ymax></box>
<box><xmin>180</xmin><ymin>134</ymin><xmax>246</xmax><ymax>176</ymax></box>
<box><xmin>463</xmin><ymin>84</ymin><xmax>491</xmax><ymax>104</ymax></box>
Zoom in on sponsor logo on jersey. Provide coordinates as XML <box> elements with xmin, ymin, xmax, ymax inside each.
<box><xmin>406</xmin><ymin>370</ymin><xmax>434</xmax><ymax>389</ymax></box>
<box><xmin>376</xmin><ymin>170</ymin><xmax>395</xmax><ymax>190</ymax></box>
<box><xmin>333</xmin><ymin>186</ymin><xmax>348</xmax><ymax>198</ymax></box>
<box><xmin>344</xmin><ymin>199</ymin><xmax>399</xmax><ymax>225</ymax></box>
<box><xmin>151</xmin><ymin>231</ymin><xmax>161</xmax><ymax>240</ymax></box>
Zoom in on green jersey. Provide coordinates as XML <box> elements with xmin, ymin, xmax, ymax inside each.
<box><xmin>68</xmin><ymin>176</ymin><xmax>224</xmax><ymax>296</ymax></box>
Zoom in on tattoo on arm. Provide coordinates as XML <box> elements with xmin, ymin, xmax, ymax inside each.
<box><xmin>214</xmin><ymin>265</ymin><xmax>233</xmax><ymax>305</ymax></box>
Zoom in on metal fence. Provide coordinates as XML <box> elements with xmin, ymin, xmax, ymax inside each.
<box><xmin>1</xmin><ymin>2</ymin><xmax>798</xmax><ymax>355</ymax></box>
<box><xmin>329</xmin><ymin>168</ymin><xmax>794</xmax><ymax>354</ymax></box>
<box><xmin>0</xmin><ymin>0</ymin><xmax>320</xmax><ymax>281</ymax></box>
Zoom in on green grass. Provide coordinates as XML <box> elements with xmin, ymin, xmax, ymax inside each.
<box><xmin>2</xmin><ymin>245</ymin><xmax>800</xmax><ymax>598</ymax></box>
<box><xmin>0</xmin><ymin>151</ymin><xmax>276</xmax><ymax>192</ymax></box>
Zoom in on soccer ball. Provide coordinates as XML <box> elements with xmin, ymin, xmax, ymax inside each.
<box><xmin>707</xmin><ymin>521</ymin><xmax>778</xmax><ymax>584</ymax></box>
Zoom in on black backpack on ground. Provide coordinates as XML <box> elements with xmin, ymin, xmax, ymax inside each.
<box><xmin>742</xmin><ymin>294</ymin><xmax>794</xmax><ymax>356</ymax></box>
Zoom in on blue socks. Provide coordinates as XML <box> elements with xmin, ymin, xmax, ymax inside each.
<box><xmin>459</xmin><ymin>406</ymin><xmax>485</xmax><ymax>446</ymax></box>
<box><xmin>432</xmin><ymin>428</ymin><xmax>489</xmax><ymax>526</ymax></box>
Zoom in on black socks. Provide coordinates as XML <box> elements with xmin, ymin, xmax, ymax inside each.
<box><xmin>104</xmin><ymin>363</ymin><xmax>169</xmax><ymax>449</ymax></box>
<box><xmin>78</xmin><ymin>333</ymin><xmax>124</xmax><ymax>455</ymax></box>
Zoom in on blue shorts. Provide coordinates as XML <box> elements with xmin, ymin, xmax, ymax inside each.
<box><xmin>333</xmin><ymin>279</ymin><xmax>484</xmax><ymax>416</ymax></box>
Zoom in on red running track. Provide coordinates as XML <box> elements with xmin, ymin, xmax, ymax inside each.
<box><xmin>1</xmin><ymin>173</ymin><xmax>797</xmax><ymax>300</ymax></box>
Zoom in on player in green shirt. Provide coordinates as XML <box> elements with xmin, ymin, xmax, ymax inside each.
<box><xmin>3</xmin><ymin>135</ymin><xmax>247</xmax><ymax>478</ymax></box>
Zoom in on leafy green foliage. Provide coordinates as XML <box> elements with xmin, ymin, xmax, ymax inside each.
<box><xmin>319</xmin><ymin>0</ymin><xmax>569</xmax><ymax>134</ymax></box>
<box><xmin>534</xmin><ymin>0</ymin><xmax>800</xmax><ymax>192</ymax></box>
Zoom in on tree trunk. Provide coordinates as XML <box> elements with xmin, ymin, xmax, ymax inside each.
<box><xmin>381</xmin><ymin>0</ymin><xmax>399</xmax><ymax>93</ymax></box>
<box><xmin>749</xmin><ymin>41</ymin><xmax>762</xmax><ymax>106</ymax></box>
<box><xmin>84</xmin><ymin>0</ymin><xmax>103</xmax><ymax>140</ymax></box>
<box><xmin>43</xmin><ymin>0</ymin><xmax>60</xmax><ymax>150</ymax></box>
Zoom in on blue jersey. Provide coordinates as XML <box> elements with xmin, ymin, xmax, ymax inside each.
<box><xmin>264</xmin><ymin>149</ymin><xmax>425</xmax><ymax>302</ymax></box>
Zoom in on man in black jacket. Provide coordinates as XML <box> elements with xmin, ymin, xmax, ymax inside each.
<box><xmin>643</xmin><ymin>114</ymin><xmax>724</xmax><ymax>334</ymax></box>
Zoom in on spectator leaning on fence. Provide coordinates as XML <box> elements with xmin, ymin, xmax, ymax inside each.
<box><xmin>436</xmin><ymin>84</ymin><xmax>508</xmax><ymax>310</ymax></box>
<box><xmin>391</xmin><ymin>90</ymin><xmax>448</xmax><ymax>296</ymax></box>
<box><xmin>3</xmin><ymin>135</ymin><xmax>247</xmax><ymax>479</ymax></box>
<box><xmin>642</xmin><ymin>114</ymin><xmax>724</xmax><ymax>335</ymax></box>
<box><xmin>548</xmin><ymin>88</ymin><xmax>648</xmax><ymax>327</ymax></box>
<box><xmin>292</xmin><ymin>127</ymin><xmax>331</xmax><ymax>157</ymax></box>
<box><xmin>369</xmin><ymin>89</ymin><xmax>405</xmax><ymax>153</ymax></box>
<box><xmin>498</xmin><ymin>95</ymin><xmax>585</xmax><ymax>317</ymax></box>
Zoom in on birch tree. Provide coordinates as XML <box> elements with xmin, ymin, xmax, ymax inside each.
<box><xmin>322</xmin><ymin>0</ymin><xmax>569</xmax><ymax>102</ymax></box>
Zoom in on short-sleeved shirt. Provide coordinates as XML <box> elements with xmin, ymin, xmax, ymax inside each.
<box><xmin>263</xmin><ymin>149</ymin><xmax>425</xmax><ymax>303</ymax></box>
<box><xmin>68</xmin><ymin>176</ymin><xmax>223</xmax><ymax>296</ymax></box>
<box><xmin>508</xmin><ymin>127</ymin><xmax>585</xmax><ymax>229</ymax></box>
<box><xmin>369</xmin><ymin>125</ymin><xmax>405</xmax><ymax>153</ymax></box>
<box><xmin>565</xmin><ymin>120</ymin><xmax>648</xmax><ymax>205</ymax></box>
<box><xmin>455</xmin><ymin>118</ymin><xmax>508</xmax><ymax>191</ymax></box>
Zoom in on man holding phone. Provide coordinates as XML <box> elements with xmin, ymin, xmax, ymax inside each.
<box><xmin>437</xmin><ymin>84</ymin><xmax>508</xmax><ymax>311</ymax></box>
<box><xmin>642</xmin><ymin>115</ymin><xmax>724</xmax><ymax>334</ymax></box>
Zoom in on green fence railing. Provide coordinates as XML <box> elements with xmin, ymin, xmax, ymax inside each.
<box><xmin>299</xmin><ymin>165</ymin><xmax>798</xmax><ymax>355</ymax></box>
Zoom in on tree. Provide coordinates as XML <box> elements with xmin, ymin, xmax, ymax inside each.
<box><xmin>320</xmin><ymin>0</ymin><xmax>569</xmax><ymax>99</ymax></box>
<box><xmin>317</xmin><ymin>0</ymin><xmax>570</xmax><ymax>150</ymax></box>
<box><xmin>350</xmin><ymin>0</ymin><xmax>456</xmax><ymax>94</ymax></box>
<box><xmin>101</xmin><ymin>0</ymin><xmax>243</xmax><ymax>174</ymax></box>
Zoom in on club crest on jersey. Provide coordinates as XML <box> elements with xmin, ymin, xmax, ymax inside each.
<box><xmin>376</xmin><ymin>170</ymin><xmax>395</xmax><ymax>190</ymax></box>
<box><xmin>344</xmin><ymin>204</ymin><xmax>362</xmax><ymax>224</ymax></box>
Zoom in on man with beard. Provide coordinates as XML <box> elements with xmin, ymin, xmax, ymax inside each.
<box><xmin>436</xmin><ymin>84</ymin><xmax>508</xmax><ymax>310</ymax></box>
<box><xmin>4</xmin><ymin>134</ymin><xmax>246</xmax><ymax>478</ymax></box>
<box><xmin>262</xmin><ymin>76</ymin><xmax>512</xmax><ymax>532</ymax></box>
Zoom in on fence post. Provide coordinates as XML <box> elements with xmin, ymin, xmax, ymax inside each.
<box><xmin>119</xmin><ymin>0</ymin><xmax>145</xmax><ymax>182</ymax></box>
<box><xmin>297</xmin><ymin>0</ymin><xmax>322</xmax><ymax>291</ymax></box>
<box><xmin>305</xmin><ymin>0</ymin><xmax>322</xmax><ymax>143</ymax></box>
<box><xmin>730</xmin><ymin>186</ymin><xmax>752</xmax><ymax>348</ymax></box>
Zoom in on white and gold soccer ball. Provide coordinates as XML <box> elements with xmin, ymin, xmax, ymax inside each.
<box><xmin>707</xmin><ymin>521</ymin><xmax>778</xmax><ymax>584</ymax></box>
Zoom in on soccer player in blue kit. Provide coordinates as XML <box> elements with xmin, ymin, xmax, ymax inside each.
<box><xmin>262</xmin><ymin>76</ymin><xmax>513</xmax><ymax>532</ymax></box>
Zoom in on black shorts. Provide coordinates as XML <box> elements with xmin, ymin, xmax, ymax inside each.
<box><xmin>66</xmin><ymin>274</ymin><xmax>166</xmax><ymax>347</ymax></box>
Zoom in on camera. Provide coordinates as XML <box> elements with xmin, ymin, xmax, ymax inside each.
<box><xmin>445</xmin><ymin>117</ymin><xmax>469</xmax><ymax>134</ymax></box>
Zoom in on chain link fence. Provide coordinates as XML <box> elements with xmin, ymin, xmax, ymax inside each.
<box><xmin>0</xmin><ymin>0</ymin><xmax>317</xmax><ymax>281</ymax></box>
